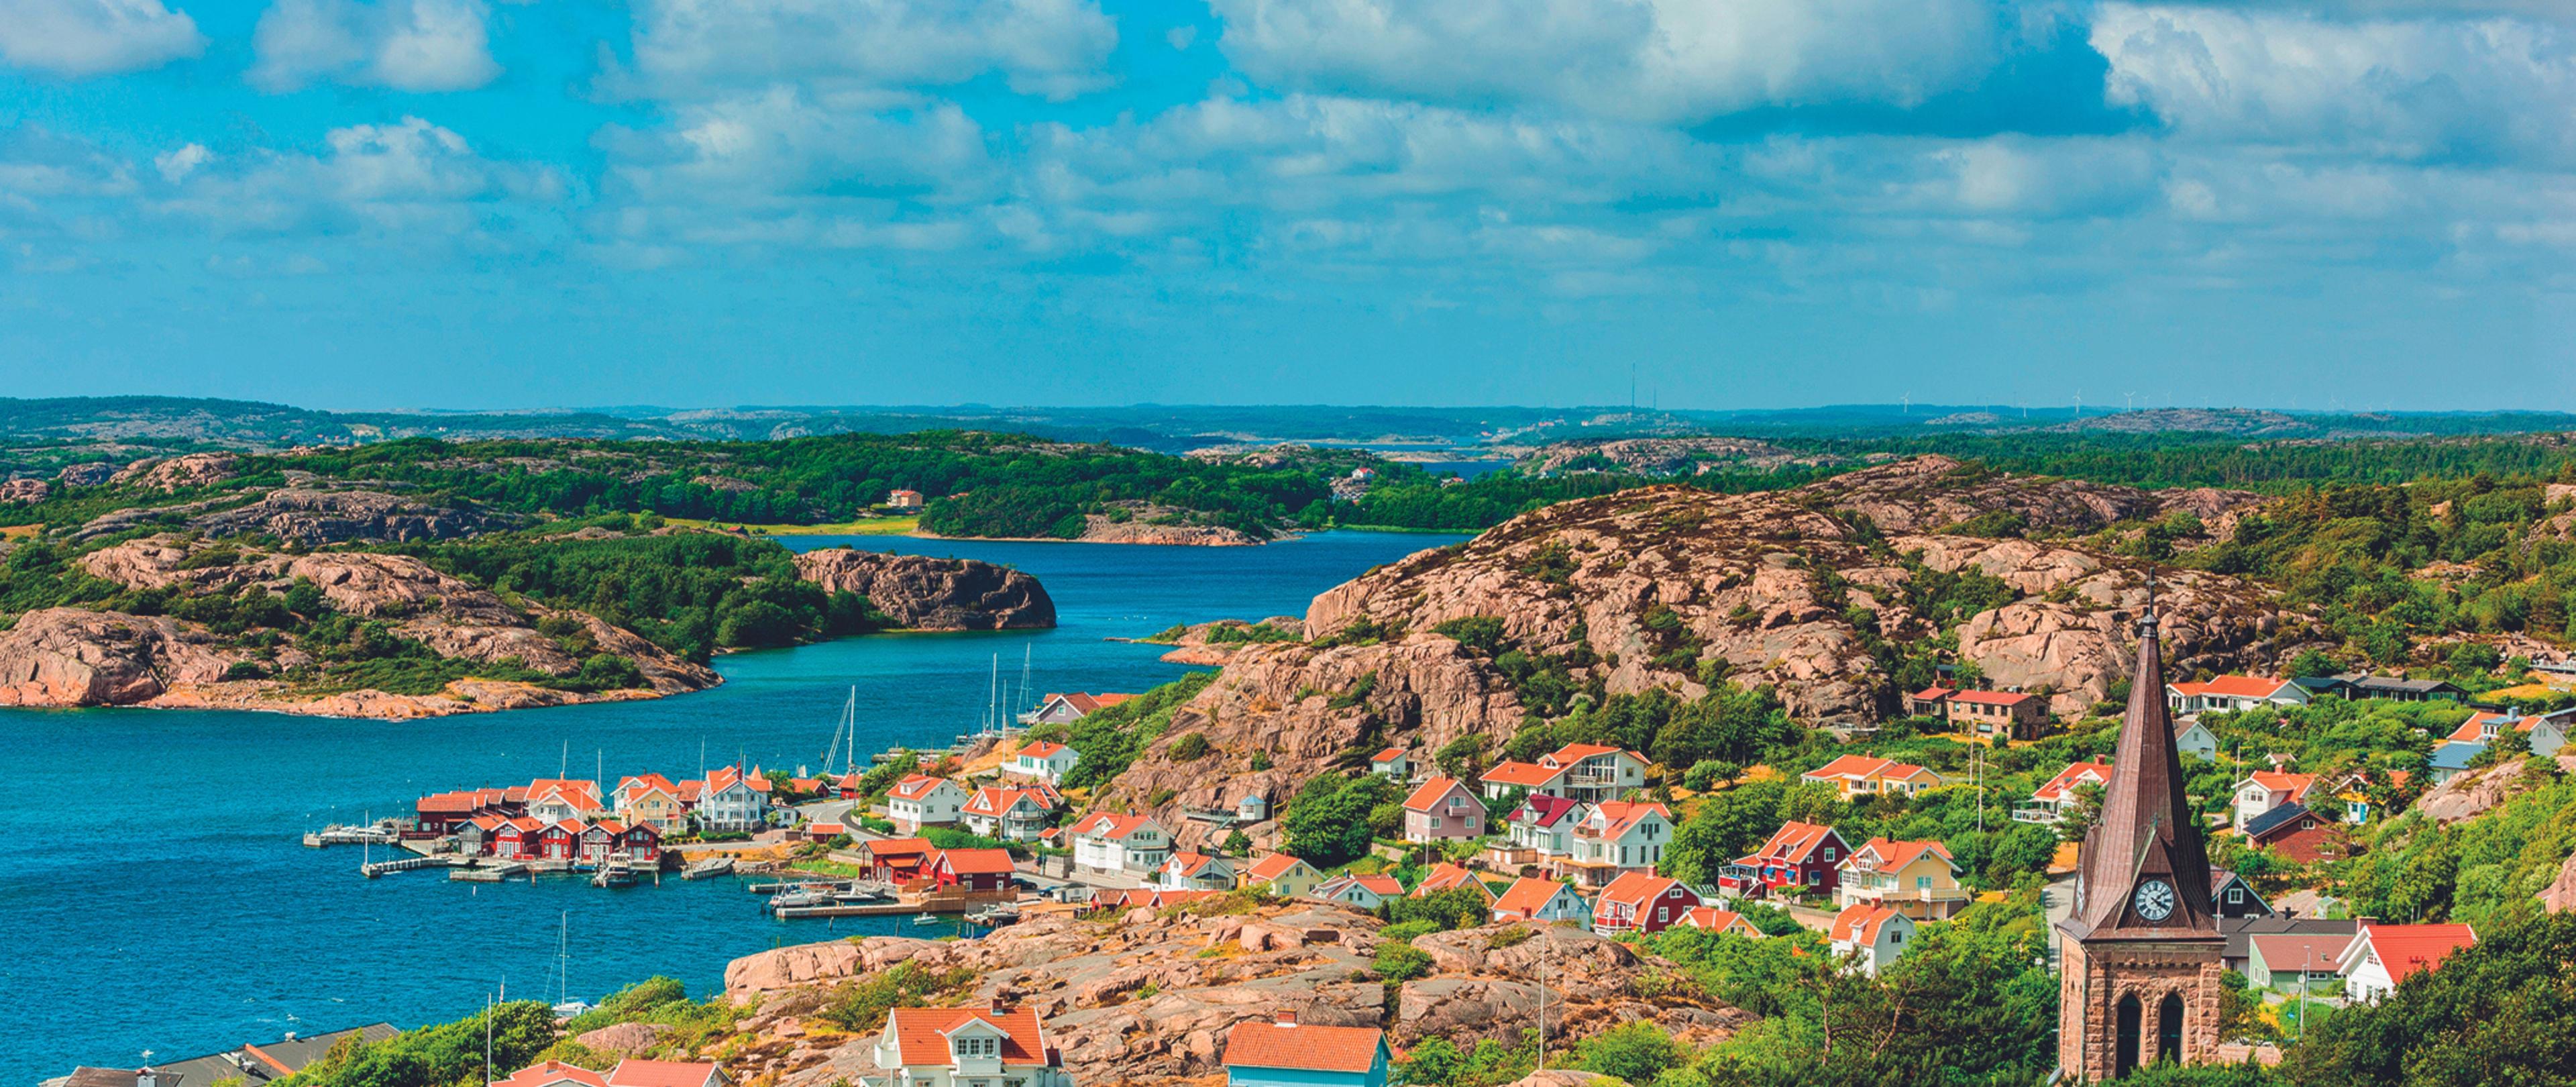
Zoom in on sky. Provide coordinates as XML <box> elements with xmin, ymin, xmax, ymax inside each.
<box><xmin>3</xmin><ymin>0</ymin><xmax>2575</xmax><ymax>412</ymax></box>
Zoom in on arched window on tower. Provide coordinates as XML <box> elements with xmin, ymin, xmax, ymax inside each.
<box><xmin>2159</xmin><ymin>992</ymin><xmax>2185</xmax><ymax>1066</ymax></box>
<box><xmin>2116</xmin><ymin>992</ymin><xmax>2143</xmax><ymax>1076</ymax></box>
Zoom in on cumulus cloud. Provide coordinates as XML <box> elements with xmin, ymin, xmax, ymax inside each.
<box><xmin>250</xmin><ymin>0</ymin><xmax>502</xmax><ymax>93</ymax></box>
<box><xmin>0</xmin><ymin>0</ymin><xmax>203</xmax><ymax>76</ymax></box>
<box><xmin>619</xmin><ymin>0</ymin><xmax>1118</xmax><ymax>100</ymax></box>
<box><xmin>602</xmin><ymin>88</ymin><xmax>995</xmax><ymax>202</ymax></box>
<box><xmin>153</xmin><ymin>116</ymin><xmax>563</xmax><ymax>237</ymax></box>
<box><xmin>154</xmin><ymin>142</ymin><xmax>211</xmax><ymax>182</ymax></box>
<box><xmin>2092</xmin><ymin>3</ymin><xmax>2576</xmax><ymax>164</ymax></box>
<box><xmin>1210</xmin><ymin>0</ymin><xmax>2008</xmax><ymax>123</ymax></box>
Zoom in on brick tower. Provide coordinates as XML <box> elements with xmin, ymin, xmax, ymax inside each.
<box><xmin>2057</xmin><ymin>589</ymin><xmax>2224</xmax><ymax>1079</ymax></box>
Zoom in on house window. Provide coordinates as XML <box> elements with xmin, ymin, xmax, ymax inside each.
<box><xmin>1823</xmin><ymin>848</ymin><xmax>1836</xmax><ymax>862</ymax></box>
<box><xmin>1430</xmin><ymin>816</ymin><xmax>1442</xmax><ymax>830</ymax></box>
<box><xmin>1916</xmin><ymin>876</ymin><xmax>1932</xmax><ymax>890</ymax></box>
<box><xmin>2227</xmin><ymin>887</ymin><xmax>2244</xmax><ymax>904</ymax></box>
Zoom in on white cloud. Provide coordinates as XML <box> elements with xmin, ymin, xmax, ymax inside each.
<box><xmin>1210</xmin><ymin>0</ymin><xmax>2006</xmax><ymax>123</ymax></box>
<box><xmin>0</xmin><ymin>0</ymin><xmax>203</xmax><ymax>76</ymax></box>
<box><xmin>601</xmin><ymin>88</ymin><xmax>995</xmax><ymax>202</ymax></box>
<box><xmin>620</xmin><ymin>0</ymin><xmax>1118</xmax><ymax>100</ymax></box>
<box><xmin>250</xmin><ymin>0</ymin><xmax>501</xmax><ymax>93</ymax></box>
<box><xmin>153</xmin><ymin>116</ymin><xmax>563</xmax><ymax>238</ymax></box>
<box><xmin>154</xmin><ymin>142</ymin><xmax>211</xmax><ymax>183</ymax></box>
<box><xmin>2092</xmin><ymin>3</ymin><xmax>2576</xmax><ymax>164</ymax></box>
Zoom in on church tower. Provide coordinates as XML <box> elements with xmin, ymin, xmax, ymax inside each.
<box><xmin>2057</xmin><ymin>591</ymin><xmax>2224</xmax><ymax>1079</ymax></box>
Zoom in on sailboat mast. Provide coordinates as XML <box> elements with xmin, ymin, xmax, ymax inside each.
<box><xmin>845</xmin><ymin>686</ymin><xmax>857</xmax><ymax>778</ymax></box>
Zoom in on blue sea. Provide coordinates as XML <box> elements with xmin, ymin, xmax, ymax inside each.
<box><xmin>0</xmin><ymin>531</ymin><xmax>1463</xmax><ymax>1081</ymax></box>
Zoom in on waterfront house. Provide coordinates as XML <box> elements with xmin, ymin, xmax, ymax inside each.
<box><xmin>1009</xmin><ymin>740</ymin><xmax>1079</xmax><ymax>784</ymax></box>
<box><xmin>578</xmin><ymin>821</ymin><xmax>622</xmax><ymax>865</ymax></box>
<box><xmin>2014</xmin><ymin>761</ymin><xmax>2113</xmax><ymax>825</ymax></box>
<box><xmin>414</xmin><ymin>791</ymin><xmax>482</xmax><ymax>835</ymax></box>
<box><xmin>1369</xmin><ymin>747</ymin><xmax>1413</xmax><ymax>782</ymax></box>
<box><xmin>1088</xmin><ymin>887</ymin><xmax>1221</xmax><ymax>912</ymax></box>
<box><xmin>698</xmin><ymin>768</ymin><xmax>771</xmax><ymax>833</ymax></box>
<box><xmin>1678</xmin><ymin>907</ymin><xmax>1763</xmax><ymax>937</ymax></box>
<box><xmin>604</xmin><ymin>1062</ymin><xmax>724</xmax><ymax>1087</ymax></box>
<box><xmin>1801</xmin><ymin>755</ymin><xmax>1945</xmax><ymax>800</ymax></box>
<box><xmin>458</xmin><ymin>814</ymin><xmax>505</xmax><ymax>856</ymax></box>
<box><xmin>1490</xmin><ymin>876</ymin><xmax>1590</xmax><ymax>926</ymax></box>
<box><xmin>1943</xmin><ymin>690</ymin><xmax>2049</xmax><ymax>743</ymax></box>
<box><xmin>1068</xmin><ymin>813</ymin><xmax>1171</xmax><ymax>876</ymax></box>
<box><xmin>78</xmin><ymin>1024</ymin><xmax>405</xmax><ymax>1087</ymax></box>
<box><xmin>885</xmin><ymin>489</ymin><xmax>924</xmax><ymax>510</ymax></box>
<box><xmin>889</xmin><ymin>775</ymin><xmax>967</xmax><ymax>832</ymax></box>
<box><xmin>1478</xmin><ymin>760</ymin><xmax>1564</xmax><ymax>800</ymax></box>
<box><xmin>493</xmin><ymin>817</ymin><xmax>543</xmax><ymax>861</ymax></box>
<box><xmin>1538</xmin><ymin>743</ymin><xmax>1649</xmax><ymax>803</ymax></box>
<box><xmin>1159</xmin><ymin>851</ymin><xmax>1237</xmax><ymax>892</ymax></box>
<box><xmin>1222</xmin><ymin>1011</ymin><xmax>1389</xmax><ymax>1087</ymax></box>
<box><xmin>1411</xmin><ymin>862</ymin><xmax>1495</xmax><ymax>903</ymax></box>
<box><xmin>535</xmin><ymin>819</ymin><xmax>582</xmax><ymax>862</ymax></box>
<box><xmin>1593</xmin><ymin>872</ymin><xmax>1699</xmax><ymax>935</ymax></box>
<box><xmin>1829</xmin><ymin>904</ymin><xmax>1916</xmax><ymax>976</ymax></box>
<box><xmin>1030</xmin><ymin>692</ymin><xmax>1133</xmax><ymax>726</ymax></box>
<box><xmin>1556</xmin><ymin>800</ymin><xmax>1672</xmax><ymax>888</ymax></box>
<box><xmin>2235</xmin><ymin>770</ymin><xmax>2318</xmax><ymax>830</ymax></box>
<box><xmin>1401</xmin><ymin>777</ymin><xmax>1483</xmax><ymax>843</ymax></box>
<box><xmin>962</xmin><ymin>784</ymin><xmax>1061</xmax><ymax>841</ymax></box>
<box><xmin>2167</xmin><ymin>675</ymin><xmax>2308</xmax><ymax>715</ymax></box>
<box><xmin>2210</xmin><ymin>868</ymin><xmax>2273</xmax><ymax>918</ymax></box>
<box><xmin>611</xmin><ymin>773</ymin><xmax>679</xmax><ymax>811</ymax></box>
<box><xmin>1316</xmin><ymin>873</ymin><xmax>1404</xmax><ymax>910</ymax></box>
<box><xmin>2340</xmin><ymin>923</ymin><xmax>2477</xmax><ymax>1002</ymax></box>
<box><xmin>614</xmin><ymin>776</ymin><xmax>688</xmax><ymax>833</ymax></box>
<box><xmin>1721</xmin><ymin>821</ymin><xmax>1849</xmax><ymax>900</ymax></box>
<box><xmin>525</xmin><ymin>779</ymin><xmax>604</xmax><ymax>825</ymax></box>
<box><xmin>866</xmin><ymin>1002</ymin><xmax>1070</xmax><ymax>1087</ymax></box>
<box><xmin>860</xmin><ymin>837</ymin><xmax>941</xmax><ymax>885</ymax></box>
<box><xmin>1240</xmin><ymin>853</ymin><xmax>1324</xmax><ymax>898</ymax></box>
<box><xmin>495</xmin><ymin>1062</ymin><xmax>608</xmax><ymax>1087</ymax></box>
<box><xmin>2247</xmin><ymin>933</ymin><xmax>2347</xmax><ymax>993</ymax></box>
<box><xmin>1835</xmin><ymin>838</ymin><xmax>1967</xmax><ymax>920</ymax></box>
<box><xmin>927</xmin><ymin>848</ymin><xmax>1017</xmax><ymax>894</ymax></box>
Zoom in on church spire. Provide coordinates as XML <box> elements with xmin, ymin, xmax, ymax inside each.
<box><xmin>2066</xmin><ymin>569</ymin><xmax>2217</xmax><ymax>936</ymax></box>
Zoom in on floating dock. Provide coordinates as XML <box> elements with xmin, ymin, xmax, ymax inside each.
<box><xmin>360</xmin><ymin>856</ymin><xmax>449</xmax><ymax>878</ymax></box>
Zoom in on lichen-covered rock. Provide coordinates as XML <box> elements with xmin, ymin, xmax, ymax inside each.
<box><xmin>184</xmin><ymin>488</ymin><xmax>512</xmax><ymax>544</ymax></box>
<box><xmin>0</xmin><ymin>608</ymin><xmax>245</xmax><ymax>705</ymax></box>
<box><xmin>109</xmin><ymin>452</ymin><xmax>239</xmax><ymax>491</ymax></box>
<box><xmin>792</xmin><ymin>549</ymin><xmax>1055</xmax><ymax>629</ymax></box>
<box><xmin>0</xmin><ymin>478</ymin><xmax>51</xmax><ymax>504</ymax></box>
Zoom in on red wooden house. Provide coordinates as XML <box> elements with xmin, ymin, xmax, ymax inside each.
<box><xmin>615</xmin><ymin>821</ymin><xmax>662</xmax><ymax>864</ymax></box>
<box><xmin>1721</xmin><ymin>821</ymin><xmax>1850</xmax><ymax>899</ymax></box>
<box><xmin>1594</xmin><ymin>872</ymin><xmax>1701</xmax><ymax>935</ymax></box>
<box><xmin>535</xmin><ymin>819</ymin><xmax>583</xmax><ymax>862</ymax></box>
<box><xmin>492</xmin><ymin>817</ymin><xmax>545</xmax><ymax>861</ymax></box>
<box><xmin>580</xmin><ymin>822</ymin><xmax>621</xmax><ymax>865</ymax></box>
<box><xmin>928</xmin><ymin>848</ymin><xmax>1017</xmax><ymax>893</ymax></box>
<box><xmin>861</xmin><ymin>837</ymin><xmax>940</xmax><ymax>884</ymax></box>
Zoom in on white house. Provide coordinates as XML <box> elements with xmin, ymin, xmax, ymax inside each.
<box><xmin>1009</xmin><ymin>741</ymin><xmax>1080</xmax><ymax>784</ymax></box>
<box><xmin>1538</xmin><ymin>743</ymin><xmax>1650</xmax><ymax>803</ymax></box>
<box><xmin>2176</xmin><ymin>720</ymin><xmax>2219</xmax><ymax>763</ymax></box>
<box><xmin>1478</xmin><ymin>760</ymin><xmax>1565</xmax><ymax>800</ymax></box>
<box><xmin>961</xmin><ymin>784</ymin><xmax>1059</xmax><ymax>841</ymax></box>
<box><xmin>696</xmin><ymin>768</ymin><xmax>771</xmax><ymax>833</ymax></box>
<box><xmin>1505</xmin><ymin>794</ymin><xmax>1585</xmax><ymax>860</ymax></box>
<box><xmin>887</xmin><ymin>775</ymin><xmax>967</xmax><ymax>832</ymax></box>
<box><xmin>1028</xmin><ymin>692</ymin><xmax>1131</xmax><ymax>726</ymax></box>
<box><xmin>1157</xmin><ymin>851</ymin><xmax>1236</xmax><ymax>892</ymax></box>
<box><xmin>1491</xmin><ymin>876</ymin><xmax>1591</xmax><ymax>927</ymax></box>
<box><xmin>525</xmin><ymin>779</ymin><xmax>602</xmax><ymax>825</ymax></box>
<box><xmin>1315</xmin><ymin>873</ymin><xmax>1403</xmax><ymax>910</ymax></box>
<box><xmin>2339</xmin><ymin>923</ymin><xmax>2477</xmax><ymax>1003</ymax></box>
<box><xmin>2440</xmin><ymin>708</ymin><xmax>2572</xmax><ymax>759</ymax></box>
<box><xmin>866</xmin><ymin>1004</ymin><xmax>1069</xmax><ymax>1087</ymax></box>
<box><xmin>1556</xmin><ymin>800</ymin><xmax>1672</xmax><ymax>888</ymax></box>
<box><xmin>1369</xmin><ymin>746</ymin><xmax>1413</xmax><ymax>782</ymax></box>
<box><xmin>2166</xmin><ymin>675</ymin><xmax>2309</xmax><ymax>715</ymax></box>
<box><xmin>1068</xmin><ymin>813</ymin><xmax>1171</xmax><ymax>876</ymax></box>
<box><xmin>2235</xmin><ymin>770</ymin><xmax>2318</xmax><ymax>831</ymax></box>
<box><xmin>1829</xmin><ymin>904</ymin><xmax>1917</xmax><ymax>976</ymax></box>
<box><xmin>2013</xmin><ymin>761</ymin><xmax>2113</xmax><ymax>825</ymax></box>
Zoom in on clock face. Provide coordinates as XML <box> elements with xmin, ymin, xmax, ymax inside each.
<box><xmin>2133</xmin><ymin>878</ymin><xmax>2177</xmax><ymax>922</ymax></box>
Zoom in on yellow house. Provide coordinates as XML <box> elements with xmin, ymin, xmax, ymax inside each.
<box><xmin>1239</xmin><ymin>853</ymin><xmax>1324</xmax><ymax>898</ymax></box>
<box><xmin>1834</xmin><ymin>837</ymin><xmax>1969</xmax><ymax>920</ymax></box>
<box><xmin>619</xmin><ymin>785</ymin><xmax>688</xmax><ymax>835</ymax></box>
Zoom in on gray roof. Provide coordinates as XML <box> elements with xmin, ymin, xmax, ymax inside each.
<box><xmin>2337</xmin><ymin>674</ymin><xmax>2463</xmax><ymax>694</ymax></box>
<box><xmin>142</xmin><ymin>1023</ymin><xmax>401</xmax><ymax>1087</ymax></box>
<box><xmin>2221</xmin><ymin>915</ymin><xmax>2357</xmax><ymax>961</ymax></box>
<box><xmin>2430</xmin><ymin>741</ymin><xmax>2486</xmax><ymax>772</ymax></box>
<box><xmin>2243</xmin><ymin>802</ymin><xmax>2312</xmax><ymax>840</ymax></box>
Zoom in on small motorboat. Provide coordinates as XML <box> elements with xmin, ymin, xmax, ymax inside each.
<box><xmin>912</xmin><ymin>913</ymin><xmax>943</xmax><ymax>926</ymax></box>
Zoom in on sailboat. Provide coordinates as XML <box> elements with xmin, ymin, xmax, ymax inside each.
<box><xmin>819</xmin><ymin>686</ymin><xmax>857</xmax><ymax>786</ymax></box>
<box><xmin>549</xmin><ymin>912</ymin><xmax>592</xmax><ymax>1019</ymax></box>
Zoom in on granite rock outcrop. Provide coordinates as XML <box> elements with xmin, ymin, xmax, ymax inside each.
<box><xmin>792</xmin><ymin>549</ymin><xmax>1056</xmax><ymax>630</ymax></box>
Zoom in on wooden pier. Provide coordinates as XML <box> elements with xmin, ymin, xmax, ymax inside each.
<box><xmin>360</xmin><ymin>856</ymin><xmax>449</xmax><ymax>878</ymax></box>
<box><xmin>451</xmin><ymin>862</ymin><xmax>527</xmax><ymax>882</ymax></box>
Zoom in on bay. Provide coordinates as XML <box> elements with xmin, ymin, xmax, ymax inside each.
<box><xmin>0</xmin><ymin>530</ymin><xmax>1462</xmax><ymax>1080</ymax></box>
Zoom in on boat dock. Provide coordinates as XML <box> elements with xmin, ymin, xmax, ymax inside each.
<box><xmin>360</xmin><ymin>856</ymin><xmax>449</xmax><ymax>878</ymax></box>
<box><xmin>450</xmin><ymin>862</ymin><xmax>527</xmax><ymax>882</ymax></box>
<box><xmin>305</xmin><ymin>826</ymin><xmax>397</xmax><ymax>847</ymax></box>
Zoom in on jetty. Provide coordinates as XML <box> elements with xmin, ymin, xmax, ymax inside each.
<box><xmin>682</xmin><ymin>857</ymin><xmax>735</xmax><ymax>880</ymax></box>
<box><xmin>360</xmin><ymin>856</ymin><xmax>447</xmax><ymax>878</ymax></box>
<box><xmin>306</xmin><ymin>825</ymin><xmax>397</xmax><ymax>847</ymax></box>
<box><xmin>451</xmin><ymin>862</ymin><xmax>527</xmax><ymax>882</ymax></box>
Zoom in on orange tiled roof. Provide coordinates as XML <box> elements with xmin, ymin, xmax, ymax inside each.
<box><xmin>494</xmin><ymin>1062</ymin><xmax>609</xmax><ymax>1087</ymax></box>
<box><xmin>1223</xmin><ymin>1019</ymin><xmax>1384</xmax><ymax>1073</ymax></box>
<box><xmin>604</xmin><ymin>1061</ymin><xmax>718</xmax><ymax>1087</ymax></box>
<box><xmin>1492</xmin><ymin>876</ymin><xmax>1577</xmax><ymax>917</ymax></box>
<box><xmin>937</xmin><ymin>848</ymin><xmax>1017</xmax><ymax>876</ymax></box>
<box><xmin>2173</xmin><ymin>675</ymin><xmax>2292</xmax><ymax>698</ymax></box>
<box><xmin>1948</xmin><ymin>689</ymin><xmax>2035</xmax><ymax>707</ymax></box>
<box><xmin>1243</xmin><ymin>853</ymin><xmax>1312</xmax><ymax>882</ymax></box>
<box><xmin>1411</xmin><ymin>863</ymin><xmax>1493</xmax><ymax>901</ymax></box>
<box><xmin>1597</xmin><ymin>871</ymin><xmax>1682</xmax><ymax>909</ymax></box>
<box><xmin>1017</xmin><ymin>740</ymin><xmax>1070</xmax><ymax>759</ymax></box>
<box><xmin>1070</xmin><ymin>813</ymin><xmax>1159</xmax><ymax>841</ymax></box>
<box><xmin>1737</xmin><ymin>821</ymin><xmax>1841</xmax><ymax>866</ymax></box>
<box><xmin>1402</xmin><ymin>776</ymin><xmax>1472</xmax><ymax>812</ymax></box>
<box><xmin>1479</xmin><ymin>762</ymin><xmax>1562</xmax><ymax>788</ymax></box>
<box><xmin>1850</xmin><ymin>837</ymin><xmax>1955</xmax><ymax>873</ymax></box>
<box><xmin>2033</xmin><ymin>762</ymin><xmax>2114</xmax><ymax>803</ymax></box>
<box><xmin>1832</xmin><ymin>904</ymin><xmax>1904</xmax><ymax>945</ymax></box>
<box><xmin>2352</xmin><ymin>923</ymin><xmax>2477</xmax><ymax>986</ymax></box>
<box><xmin>885</xmin><ymin>1006</ymin><xmax>1050</xmax><ymax>1068</ymax></box>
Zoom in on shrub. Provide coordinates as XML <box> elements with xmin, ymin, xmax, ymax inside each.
<box><xmin>1167</xmin><ymin>732</ymin><xmax>1210</xmax><ymax>761</ymax></box>
<box><xmin>1373</xmin><ymin>941</ymin><xmax>1433</xmax><ymax>982</ymax></box>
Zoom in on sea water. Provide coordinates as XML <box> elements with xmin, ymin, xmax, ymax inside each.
<box><xmin>0</xmin><ymin>531</ymin><xmax>1462</xmax><ymax>1079</ymax></box>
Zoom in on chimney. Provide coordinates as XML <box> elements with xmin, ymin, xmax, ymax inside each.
<box><xmin>1274</xmin><ymin>1009</ymin><xmax>1298</xmax><ymax>1027</ymax></box>
<box><xmin>989</xmin><ymin>996</ymin><xmax>1009</xmax><ymax>1015</ymax></box>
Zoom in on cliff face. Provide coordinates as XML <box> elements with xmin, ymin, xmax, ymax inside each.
<box><xmin>0</xmin><ymin>535</ymin><xmax>716</xmax><ymax>718</ymax></box>
<box><xmin>714</xmin><ymin>903</ymin><xmax>1738</xmax><ymax>1087</ymax></box>
<box><xmin>1107</xmin><ymin>458</ymin><xmax>2300</xmax><ymax>839</ymax></box>
<box><xmin>791</xmin><ymin>549</ymin><xmax>1057</xmax><ymax>629</ymax></box>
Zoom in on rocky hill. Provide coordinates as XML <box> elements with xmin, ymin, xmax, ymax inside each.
<box><xmin>792</xmin><ymin>549</ymin><xmax>1056</xmax><ymax>629</ymax></box>
<box><xmin>712</xmin><ymin>902</ymin><xmax>1738</xmax><ymax>1087</ymax></box>
<box><xmin>1102</xmin><ymin>457</ymin><xmax>2302</xmax><ymax>843</ymax></box>
<box><xmin>1514</xmin><ymin>437</ymin><xmax>1853</xmax><ymax>476</ymax></box>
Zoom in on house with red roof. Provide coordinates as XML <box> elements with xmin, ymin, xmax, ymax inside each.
<box><xmin>1226</xmin><ymin>1009</ymin><xmax>1391</xmax><ymax>1087</ymax></box>
<box><xmin>1538</xmin><ymin>743</ymin><xmax>1650</xmax><ymax>803</ymax></box>
<box><xmin>960</xmin><ymin>784</ymin><xmax>1059</xmax><ymax>841</ymax></box>
<box><xmin>493</xmin><ymin>1062</ymin><xmax>608</xmax><ymax>1087</ymax></box>
<box><xmin>1368</xmin><ymin>747</ymin><xmax>1414</xmax><ymax>782</ymax></box>
<box><xmin>1835</xmin><ymin>838</ymin><xmax>1966</xmax><ymax>920</ymax></box>
<box><xmin>1678</xmin><ymin>907</ymin><xmax>1763</xmax><ymax>938</ymax></box>
<box><xmin>1402</xmin><ymin>778</ymin><xmax>1485</xmax><ymax>843</ymax></box>
<box><xmin>2014</xmin><ymin>761</ymin><xmax>2114</xmax><ymax>825</ymax></box>
<box><xmin>1087</xmin><ymin>887</ymin><xmax>1223</xmax><ymax>912</ymax></box>
<box><xmin>927</xmin><ymin>848</ymin><xmax>1017</xmax><ymax>894</ymax></box>
<box><xmin>1905</xmin><ymin>684</ymin><xmax>1956</xmax><ymax>719</ymax></box>
<box><xmin>698</xmin><ymin>766</ymin><xmax>771</xmax><ymax>833</ymax></box>
<box><xmin>1008</xmin><ymin>740</ymin><xmax>1080</xmax><ymax>784</ymax></box>
<box><xmin>2339</xmin><ymin>923</ymin><xmax>2477</xmax><ymax>1002</ymax></box>
<box><xmin>859</xmin><ymin>837</ymin><xmax>940</xmax><ymax>885</ymax></box>
<box><xmin>1830</xmin><ymin>904</ymin><xmax>1917</xmax><ymax>975</ymax></box>
<box><xmin>1158</xmin><ymin>851</ymin><xmax>1237</xmax><ymax>892</ymax></box>
<box><xmin>1222</xmin><ymin>1010</ymin><xmax>1389</xmax><ymax>1087</ymax></box>
<box><xmin>2436</xmin><ymin>707</ymin><xmax>2573</xmax><ymax>762</ymax></box>
<box><xmin>413</xmin><ymin>791</ymin><xmax>484</xmax><ymax>836</ymax></box>
<box><xmin>533</xmin><ymin>819</ymin><xmax>583</xmax><ymax>862</ymax></box>
<box><xmin>1239</xmin><ymin>853</ymin><xmax>1324</xmax><ymax>898</ymax></box>
<box><xmin>604</xmin><ymin>1061</ymin><xmax>724</xmax><ymax>1087</ymax></box>
<box><xmin>1942</xmin><ymin>689</ymin><xmax>2050</xmax><ymax>742</ymax></box>
<box><xmin>612</xmin><ymin>776</ymin><xmax>688</xmax><ymax>834</ymax></box>
<box><xmin>1593</xmin><ymin>872</ymin><xmax>1699</xmax><ymax>935</ymax></box>
<box><xmin>1801</xmin><ymin>755</ymin><xmax>1945</xmax><ymax>800</ymax></box>
<box><xmin>1316</xmin><ymin>873</ymin><xmax>1405</xmax><ymax>910</ymax></box>
<box><xmin>1411</xmin><ymin>862</ymin><xmax>1495</xmax><ymax>903</ymax></box>
<box><xmin>1029</xmin><ymin>692</ymin><xmax>1134</xmax><ymax>726</ymax></box>
<box><xmin>888</xmin><ymin>775</ymin><xmax>967</xmax><ymax>832</ymax></box>
<box><xmin>525</xmin><ymin>778</ymin><xmax>604</xmax><ymax>825</ymax></box>
<box><xmin>1490</xmin><ymin>876</ymin><xmax>1590</xmax><ymax>927</ymax></box>
<box><xmin>1556</xmin><ymin>800</ymin><xmax>1673</xmax><ymax>888</ymax></box>
<box><xmin>2234</xmin><ymin>769</ymin><xmax>2318</xmax><ymax>830</ymax></box>
<box><xmin>1477</xmin><ymin>760</ymin><xmax>1565</xmax><ymax>800</ymax></box>
<box><xmin>1495</xmin><ymin>793</ymin><xmax>1586</xmax><ymax>867</ymax></box>
<box><xmin>1067</xmin><ymin>813</ymin><xmax>1171</xmax><ymax>876</ymax></box>
<box><xmin>1722</xmin><ymin>821</ymin><xmax>1851</xmax><ymax>899</ymax></box>
<box><xmin>491</xmin><ymin>816</ymin><xmax>545</xmax><ymax>861</ymax></box>
<box><xmin>2167</xmin><ymin>674</ymin><xmax>2308</xmax><ymax>716</ymax></box>
<box><xmin>867</xmin><ymin>1002</ymin><xmax>1070</xmax><ymax>1087</ymax></box>
<box><xmin>885</xmin><ymin>488</ymin><xmax>924</xmax><ymax>511</ymax></box>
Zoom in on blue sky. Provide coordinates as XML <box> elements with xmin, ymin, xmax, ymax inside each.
<box><xmin>3</xmin><ymin>0</ymin><xmax>2574</xmax><ymax>411</ymax></box>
